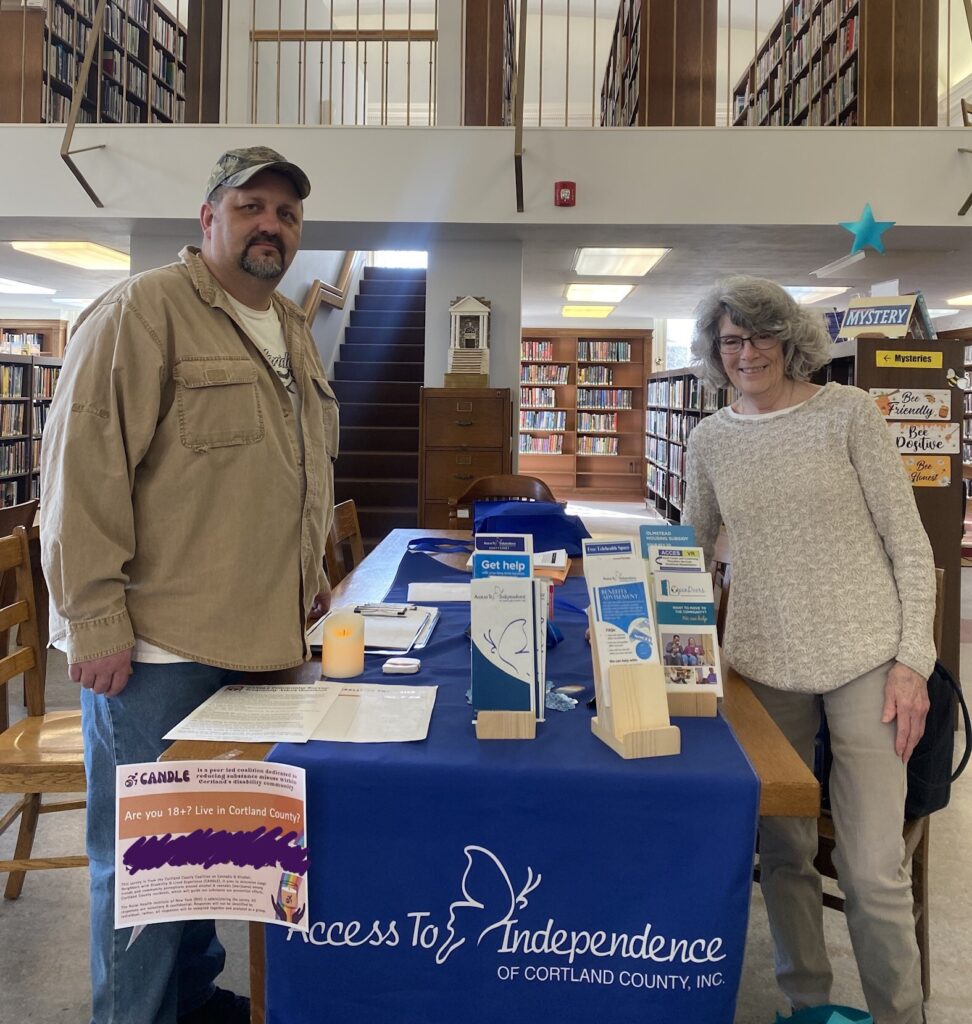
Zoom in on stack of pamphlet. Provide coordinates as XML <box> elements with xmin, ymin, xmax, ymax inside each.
<box><xmin>469</xmin><ymin>534</ymin><xmax>548</xmax><ymax>721</ymax></box>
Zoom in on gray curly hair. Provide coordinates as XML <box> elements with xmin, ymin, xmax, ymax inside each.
<box><xmin>690</xmin><ymin>276</ymin><xmax>832</xmax><ymax>388</ymax></box>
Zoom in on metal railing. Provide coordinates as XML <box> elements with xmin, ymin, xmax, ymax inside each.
<box><xmin>2</xmin><ymin>0</ymin><xmax>971</xmax><ymax>130</ymax></box>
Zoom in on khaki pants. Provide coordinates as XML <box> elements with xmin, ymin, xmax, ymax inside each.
<box><xmin>745</xmin><ymin>662</ymin><xmax>923</xmax><ymax>1024</ymax></box>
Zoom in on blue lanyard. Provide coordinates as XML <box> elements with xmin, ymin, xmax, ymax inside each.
<box><xmin>406</xmin><ymin>538</ymin><xmax>475</xmax><ymax>554</ymax></box>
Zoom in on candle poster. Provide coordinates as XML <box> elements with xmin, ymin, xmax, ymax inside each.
<box><xmin>887</xmin><ymin>422</ymin><xmax>959</xmax><ymax>455</ymax></box>
<box><xmin>115</xmin><ymin>760</ymin><xmax>309</xmax><ymax>931</ymax></box>
<box><xmin>870</xmin><ymin>388</ymin><xmax>952</xmax><ymax>421</ymax></box>
<box><xmin>901</xmin><ymin>456</ymin><xmax>951</xmax><ymax>488</ymax></box>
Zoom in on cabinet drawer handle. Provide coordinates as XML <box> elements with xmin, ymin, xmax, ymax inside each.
<box><xmin>455</xmin><ymin>419</ymin><xmax>474</xmax><ymax>427</ymax></box>
<box><xmin>454</xmin><ymin>473</ymin><xmax>473</xmax><ymax>481</ymax></box>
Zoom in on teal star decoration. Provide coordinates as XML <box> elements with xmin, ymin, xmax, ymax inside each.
<box><xmin>826</xmin><ymin>1014</ymin><xmax>869</xmax><ymax>1024</ymax></box>
<box><xmin>839</xmin><ymin>203</ymin><xmax>895</xmax><ymax>254</ymax></box>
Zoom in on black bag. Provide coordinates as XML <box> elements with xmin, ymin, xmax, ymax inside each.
<box><xmin>905</xmin><ymin>659</ymin><xmax>971</xmax><ymax>819</ymax></box>
<box><xmin>816</xmin><ymin>659</ymin><xmax>971</xmax><ymax>820</ymax></box>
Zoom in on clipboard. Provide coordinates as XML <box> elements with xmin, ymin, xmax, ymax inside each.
<box><xmin>306</xmin><ymin>605</ymin><xmax>439</xmax><ymax>655</ymax></box>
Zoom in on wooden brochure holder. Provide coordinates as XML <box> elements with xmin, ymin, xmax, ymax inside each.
<box><xmin>588</xmin><ymin>610</ymin><xmax>680</xmax><ymax>759</ymax></box>
<box><xmin>475</xmin><ymin>710</ymin><xmax>537</xmax><ymax>740</ymax></box>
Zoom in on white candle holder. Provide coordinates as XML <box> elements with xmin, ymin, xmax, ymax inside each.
<box><xmin>321</xmin><ymin>610</ymin><xmax>365</xmax><ymax>679</ymax></box>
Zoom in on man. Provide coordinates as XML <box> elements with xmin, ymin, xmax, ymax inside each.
<box><xmin>41</xmin><ymin>146</ymin><xmax>338</xmax><ymax>1024</ymax></box>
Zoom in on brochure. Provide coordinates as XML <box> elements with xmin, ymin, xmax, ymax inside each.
<box><xmin>654</xmin><ymin>571</ymin><xmax>724</xmax><ymax>696</ymax></box>
<box><xmin>309</xmin><ymin>682</ymin><xmax>437</xmax><ymax>743</ymax></box>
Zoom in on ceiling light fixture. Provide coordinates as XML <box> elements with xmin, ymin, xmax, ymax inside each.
<box><xmin>573</xmin><ymin>247</ymin><xmax>670</xmax><ymax>277</ymax></box>
<box><xmin>946</xmin><ymin>293</ymin><xmax>972</xmax><ymax>307</ymax></box>
<box><xmin>809</xmin><ymin>250</ymin><xmax>866</xmax><ymax>278</ymax></box>
<box><xmin>11</xmin><ymin>241</ymin><xmax>130</xmax><ymax>271</ymax></box>
<box><xmin>565</xmin><ymin>283</ymin><xmax>633</xmax><ymax>303</ymax></box>
<box><xmin>927</xmin><ymin>308</ymin><xmax>959</xmax><ymax>318</ymax></box>
<box><xmin>0</xmin><ymin>277</ymin><xmax>56</xmax><ymax>295</ymax></box>
<box><xmin>784</xmin><ymin>285</ymin><xmax>849</xmax><ymax>305</ymax></box>
<box><xmin>561</xmin><ymin>305</ymin><xmax>614</xmax><ymax>318</ymax></box>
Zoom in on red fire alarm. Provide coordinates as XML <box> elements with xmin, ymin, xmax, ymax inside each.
<box><xmin>554</xmin><ymin>181</ymin><xmax>576</xmax><ymax>207</ymax></box>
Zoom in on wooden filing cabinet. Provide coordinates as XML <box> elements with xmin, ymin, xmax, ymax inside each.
<box><xmin>418</xmin><ymin>387</ymin><xmax>512</xmax><ymax>528</ymax></box>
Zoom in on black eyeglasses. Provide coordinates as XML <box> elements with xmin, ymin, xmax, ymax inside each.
<box><xmin>716</xmin><ymin>332</ymin><xmax>780</xmax><ymax>354</ymax></box>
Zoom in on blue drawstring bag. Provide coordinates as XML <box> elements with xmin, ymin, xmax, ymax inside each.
<box><xmin>472</xmin><ymin>500</ymin><xmax>591</xmax><ymax>557</ymax></box>
<box><xmin>775</xmin><ymin>1006</ymin><xmax>872</xmax><ymax>1024</ymax></box>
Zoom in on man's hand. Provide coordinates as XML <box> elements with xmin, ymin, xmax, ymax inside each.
<box><xmin>307</xmin><ymin>588</ymin><xmax>331</xmax><ymax>624</ymax></box>
<box><xmin>69</xmin><ymin>649</ymin><xmax>134</xmax><ymax>698</ymax></box>
<box><xmin>881</xmin><ymin>661</ymin><xmax>930</xmax><ymax>762</ymax></box>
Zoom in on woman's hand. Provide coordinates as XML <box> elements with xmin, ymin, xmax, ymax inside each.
<box><xmin>881</xmin><ymin>661</ymin><xmax>930</xmax><ymax>762</ymax></box>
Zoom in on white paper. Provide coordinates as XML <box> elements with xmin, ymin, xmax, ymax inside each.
<box><xmin>306</xmin><ymin>606</ymin><xmax>437</xmax><ymax>653</ymax></box>
<box><xmin>309</xmin><ymin>682</ymin><xmax>437</xmax><ymax>742</ymax></box>
<box><xmin>407</xmin><ymin>582</ymin><xmax>471</xmax><ymax>602</ymax></box>
<box><xmin>163</xmin><ymin>684</ymin><xmax>340</xmax><ymax>744</ymax></box>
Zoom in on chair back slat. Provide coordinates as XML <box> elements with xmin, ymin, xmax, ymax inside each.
<box><xmin>0</xmin><ymin>646</ymin><xmax>35</xmax><ymax>687</ymax></box>
<box><xmin>447</xmin><ymin>474</ymin><xmax>557</xmax><ymax>530</ymax></box>
<box><xmin>325</xmin><ymin>500</ymin><xmax>365</xmax><ymax>586</ymax></box>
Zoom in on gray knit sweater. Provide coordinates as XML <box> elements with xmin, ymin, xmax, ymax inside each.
<box><xmin>683</xmin><ymin>382</ymin><xmax>937</xmax><ymax>693</ymax></box>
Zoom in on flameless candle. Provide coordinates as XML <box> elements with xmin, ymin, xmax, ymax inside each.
<box><xmin>321</xmin><ymin>610</ymin><xmax>365</xmax><ymax>679</ymax></box>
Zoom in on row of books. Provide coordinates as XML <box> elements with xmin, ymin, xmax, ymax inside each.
<box><xmin>520</xmin><ymin>364</ymin><xmax>569</xmax><ymax>385</ymax></box>
<box><xmin>0</xmin><ymin>440</ymin><xmax>30</xmax><ymax>477</ymax></box>
<box><xmin>518</xmin><ymin>434</ymin><xmax>563</xmax><ymax>455</ymax></box>
<box><xmin>34</xmin><ymin>366</ymin><xmax>62</xmax><ymax>398</ymax></box>
<box><xmin>521</xmin><ymin>340</ymin><xmax>554</xmax><ymax>361</ymax></box>
<box><xmin>669</xmin><ymin>411</ymin><xmax>700</xmax><ymax>445</ymax></box>
<box><xmin>0</xmin><ymin>404</ymin><xmax>27</xmax><ymax>436</ymax></box>
<box><xmin>577</xmin><ymin>340</ymin><xmax>631</xmax><ymax>362</ymax></box>
<box><xmin>0</xmin><ymin>366</ymin><xmax>27</xmax><ymax>396</ymax></box>
<box><xmin>153</xmin><ymin>11</ymin><xmax>185</xmax><ymax>60</ymax></box>
<box><xmin>576</xmin><ymin>436</ymin><xmax>619</xmax><ymax>456</ymax></box>
<box><xmin>577</xmin><ymin>411</ymin><xmax>618</xmax><ymax>432</ymax></box>
<box><xmin>646</xmin><ymin>436</ymin><xmax>668</xmax><ymax>465</ymax></box>
<box><xmin>33</xmin><ymin>401</ymin><xmax>52</xmax><ymax>433</ymax></box>
<box><xmin>520</xmin><ymin>387</ymin><xmax>556</xmax><ymax>409</ymax></box>
<box><xmin>520</xmin><ymin>410</ymin><xmax>566</xmax><ymax>431</ymax></box>
<box><xmin>577</xmin><ymin>365</ymin><xmax>614</xmax><ymax>385</ymax></box>
<box><xmin>577</xmin><ymin>388</ymin><xmax>633</xmax><ymax>410</ymax></box>
<box><xmin>964</xmin><ymin>391</ymin><xmax>972</xmax><ymax>415</ymax></box>
<box><xmin>1</xmin><ymin>481</ymin><xmax>22</xmax><ymax>509</ymax></box>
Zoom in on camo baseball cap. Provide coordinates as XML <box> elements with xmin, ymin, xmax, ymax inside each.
<box><xmin>205</xmin><ymin>146</ymin><xmax>311</xmax><ymax>200</ymax></box>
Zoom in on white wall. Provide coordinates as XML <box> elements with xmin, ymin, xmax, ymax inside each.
<box><xmin>4</xmin><ymin>124</ymin><xmax>972</xmax><ymax>229</ymax></box>
<box><xmin>425</xmin><ymin>240</ymin><xmax>523</xmax><ymax>401</ymax></box>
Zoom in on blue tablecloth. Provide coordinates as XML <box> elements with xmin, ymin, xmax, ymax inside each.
<box><xmin>265</xmin><ymin>551</ymin><xmax>760</xmax><ymax>1024</ymax></box>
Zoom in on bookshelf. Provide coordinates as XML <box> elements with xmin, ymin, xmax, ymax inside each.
<box><xmin>600</xmin><ymin>0</ymin><xmax>716</xmax><ymax>127</ymax></box>
<box><xmin>645</xmin><ymin>368</ymin><xmax>735</xmax><ymax>522</ymax></box>
<box><xmin>0</xmin><ymin>320</ymin><xmax>67</xmax><ymax>358</ymax></box>
<box><xmin>518</xmin><ymin>329</ymin><xmax>650</xmax><ymax>499</ymax></box>
<box><xmin>0</xmin><ymin>354</ymin><xmax>61</xmax><ymax>509</ymax></box>
<box><xmin>0</xmin><ymin>0</ymin><xmax>188</xmax><ymax>125</ymax></box>
<box><xmin>731</xmin><ymin>0</ymin><xmax>937</xmax><ymax>128</ymax></box>
<box><xmin>822</xmin><ymin>333</ymin><xmax>962</xmax><ymax>685</ymax></box>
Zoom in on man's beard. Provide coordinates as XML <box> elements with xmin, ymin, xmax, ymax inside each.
<box><xmin>240</xmin><ymin>237</ymin><xmax>284</xmax><ymax>280</ymax></box>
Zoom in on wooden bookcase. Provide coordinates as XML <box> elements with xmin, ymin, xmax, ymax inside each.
<box><xmin>645</xmin><ymin>367</ymin><xmax>735</xmax><ymax>522</ymax></box>
<box><xmin>821</xmin><ymin>334</ymin><xmax>962</xmax><ymax>684</ymax></box>
<box><xmin>0</xmin><ymin>0</ymin><xmax>188</xmax><ymax>125</ymax></box>
<box><xmin>0</xmin><ymin>354</ymin><xmax>62</xmax><ymax>509</ymax></box>
<box><xmin>600</xmin><ymin>0</ymin><xmax>717</xmax><ymax>127</ymax></box>
<box><xmin>731</xmin><ymin>0</ymin><xmax>937</xmax><ymax>128</ymax></box>
<box><xmin>0</xmin><ymin>320</ymin><xmax>67</xmax><ymax>358</ymax></box>
<box><xmin>519</xmin><ymin>329</ymin><xmax>650</xmax><ymax>499</ymax></box>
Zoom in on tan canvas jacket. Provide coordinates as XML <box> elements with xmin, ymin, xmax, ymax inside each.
<box><xmin>41</xmin><ymin>246</ymin><xmax>339</xmax><ymax>671</ymax></box>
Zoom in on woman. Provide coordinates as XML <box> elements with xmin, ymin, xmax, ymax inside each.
<box><xmin>683</xmin><ymin>276</ymin><xmax>936</xmax><ymax>1024</ymax></box>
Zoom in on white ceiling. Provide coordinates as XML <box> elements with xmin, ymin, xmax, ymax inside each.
<box><xmin>2</xmin><ymin>219</ymin><xmax>971</xmax><ymax>330</ymax></box>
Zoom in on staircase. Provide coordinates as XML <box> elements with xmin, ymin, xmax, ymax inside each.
<box><xmin>330</xmin><ymin>266</ymin><xmax>425</xmax><ymax>548</ymax></box>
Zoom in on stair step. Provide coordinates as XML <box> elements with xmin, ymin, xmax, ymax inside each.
<box><xmin>334</xmin><ymin>361</ymin><xmax>423</xmax><ymax>383</ymax></box>
<box><xmin>344</xmin><ymin>326</ymin><xmax>426</xmax><ymax>345</ymax></box>
<box><xmin>340</xmin><ymin>425</ymin><xmax>419</xmax><ymax>451</ymax></box>
<box><xmin>338</xmin><ymin>342</ymin><xmax>425</xmax><ymax>364</ymax></box>
<box><xmin>357</xmin><ymin>506</ymin><xmax>419</xmax><ymax>539</ymax></box>
<box><xmin>330</xmin><ymin>380</ymin><xmax>421</xmax><ymax>405</ymax></box>
<box><xmin>335</xmin><ymin>451</ymin><xmax>418</xmax><ymax>477</ymax></box>
<box><xmin>355</xmin><ymin>294</ymin><xmax>426</xmax><ymax>313</ymax></box>
<box><xmin>338</xmin><ymin>402</ymin><xmax>419</xmax><ymax>428</ymax></box>
<box><xmin>359</xmin><ymin>278</ymin><xmax>426</xmax><ymax>297</ymax></box>
<box><xmin>350</xmin><ymin>310</ymin><xmax>425</xmax><ymax>330</ymax></box>
<box><xmin>362</xmin><ymin>266</ymin><xmax>426</xmax><ymax>280</ymax></box>
<box><xmin>335</xmin><ymin>478</ymin><xmax>418</xmax><ymax>506</ymax></box>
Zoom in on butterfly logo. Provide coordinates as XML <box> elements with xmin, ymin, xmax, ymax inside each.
<box><xmin>483</xmin><ymin>618</ymin><xmax>529</xmax><ymax>674</ymax></box>
<box><xmin>435</xmin><ymin>846</ymin><xmax>541</xmax><ymax>965</ymax></box>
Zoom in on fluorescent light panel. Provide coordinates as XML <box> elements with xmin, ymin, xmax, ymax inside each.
<box><xmin>573</xmin><ymin>247</ymin><xmax>670</xmax><ymax>277</ymax></box>
<box><xmin>0</xmin><ymin>276</ymin><xmax>56</xmax><ymax>295</ymax></box>
<box><xmin>565</xmin><ymin>283</ymin><xmax>632</xmax><ymax>303</ymax></box>
<box><xmin>928</xmin><ymin>308</ymin><xmax>959</xmax><ymax>318</ymax></box>
<box><xmin>946</xmin><ymin>293</ymin><xmax>972</xmax><ymax>306</ymax></box>
<box><xmin>784</xmin><ymin>285</ymin><xmax>849</xmax><ymax>305</ymax></box>
<box><xmin>11</xmin><ymin>241</ymin><xmax>130</xmax><ymax>271</ymax></box>
<box><xmin>561</xmin><ymin>305</ymin><xmax>614</xmax><ymax>318</ymax></box>
<box><xmin>809</xmin><ymin>250</ymin><xmax>866</xmax><ymax>278</ymax></box>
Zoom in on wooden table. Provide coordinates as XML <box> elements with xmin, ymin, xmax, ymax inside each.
<box><xmin>164</xmin><ymin>527</ymin><xmax>819</xmax><ymax>1024</ymax></box>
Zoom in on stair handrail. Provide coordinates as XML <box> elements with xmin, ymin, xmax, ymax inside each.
<box><xmin>303</xmin><ymin>251</ymin><xmax>358</xmax><ymax>323</ymax></box>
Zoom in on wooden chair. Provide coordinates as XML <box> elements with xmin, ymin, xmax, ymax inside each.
<box><xmin>962</xmin><ymin>98</ymin><xmax>972</xmax><ymax>126</ymax></box>
<box><xmin>447</xmin><ymin>474</ymin><xmax>556</xmax><ymax>531</ymax></box>
<box><xmin>0</xmin><ymin>499</ymin><xmax>39</xmax><ymax>733</ymax></box>
<box><xmin>0</xmin><ymin>525</ymin><xmax>86</xmax><ymax>900</ymax></box>
<box><xmin>324</xmin><ymin>499</ymin><xmax>364</xmax><ymax>586</ymax></box>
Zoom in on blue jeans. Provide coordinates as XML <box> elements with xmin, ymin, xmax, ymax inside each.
<box><xmin>81</xmin><ymin>661</ymin><xmax>243</xmax><ymax>1024</ymax></box>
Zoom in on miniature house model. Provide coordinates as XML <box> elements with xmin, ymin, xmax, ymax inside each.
<box><xmin>448</xmin><ymin>296</ymin><xmax>491</xmax><ymax>378</ymax></box>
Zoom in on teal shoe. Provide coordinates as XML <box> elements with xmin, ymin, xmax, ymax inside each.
<box><xmin>775</xmin><ymin>1006</ymin><xmax>872</xmax><ymax>1024</ymax></box>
